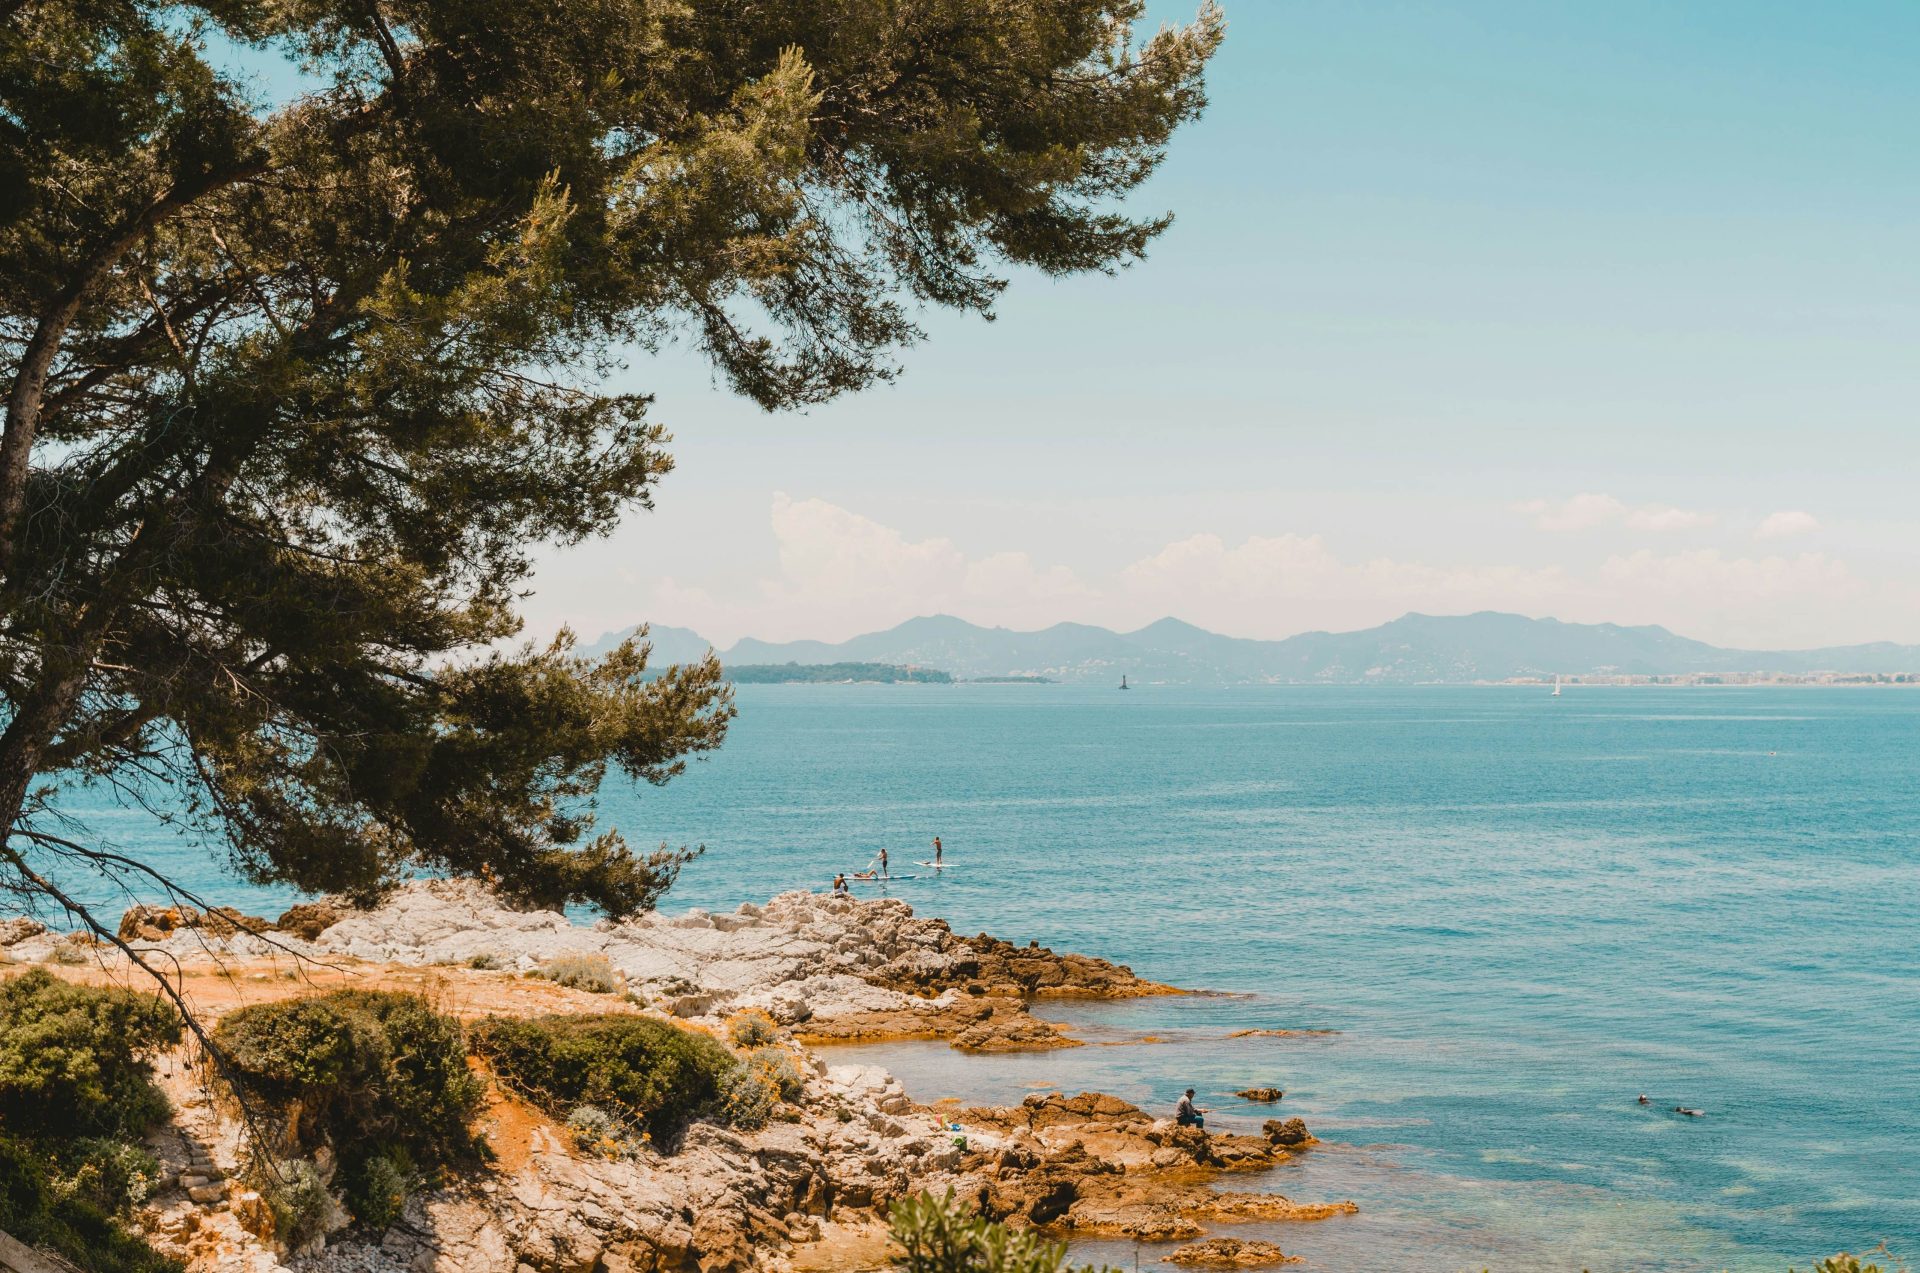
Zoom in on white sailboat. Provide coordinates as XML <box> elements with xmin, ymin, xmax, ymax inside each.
<box><xmin>1552</xmin><ymin>675</ymin><xmax>1562</xmax><ymax>697</ymax></box>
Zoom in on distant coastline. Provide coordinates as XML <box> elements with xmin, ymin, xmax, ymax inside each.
<box><xmin>590</xmin><ymin>611</ymin><xmax>1920</xmax><ymax>687</ymax></box>
<box><xmin>724</xmin><ymin>662</ymin><xmax>951</xmax><ymax>685</ymax></box>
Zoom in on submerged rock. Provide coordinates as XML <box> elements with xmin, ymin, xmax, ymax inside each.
<box><xmin>1164</xmin><ymin>1238</ymin><xmax>1301</xmax><ymax>1267</ymax></box>
<box><xmin>1235</xmin><ymin>1087</ymin><xmax>1283</xmax><ymax>1102</ymax></box>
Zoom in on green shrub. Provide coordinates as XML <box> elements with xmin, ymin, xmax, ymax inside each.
<box><xmin>467</xmin><ymin>953</ymin><xmax>501</xmax><ymax>970</ymax></box>
<box><xmin>744</xmin><ymin>1045</ymin><xmax>805</xmax><ymax>1101</ymax></box>
<box><xmin>0</xmin><ymin>1134</ymin><xmax>181</xmax><ymax>1273</ymax></box>
<box><xmin>215</xmin><ymin>989</ymin><xmax>482</xmax><ymax>1229</ymax></box>
<box><xmin>718</xmin><ymin>1065</ymin><xmax>777</xmax><ymax>1132</ymax></box>
<box><xmin>214</xmin><ymin>989</ymin><xmax>483</xmax><ymax>1171</ymax></box>
<box><xmin>562</xmin><ymin>1104</ymin><xmax>648</xmax><ymax>1158</ymax></box>
<box><xmin>258</xmin><ymin>1158</ymin><xmax>337</xmax><ymax>1251</ymax></box>
<box><xmin>63</xmin><ymin>1138</ymin><xmax>164</xmax><ymax>1213</ymax></box>
<box><xmin>472</xmin><ymin>1013</ymin><xmax>736</xmax><ymax>1141</ymax></box>
<box><xmin>0</xmin><ymin>968</ymin><xmax>181</xmax><ymax>1139</ymax></box>
<box><xmin>565</xmin><ymin>1104</ymin><xmax>619</xmax><ymax>1148</ymax></box>
<box><xmin>726</xmin><ymin>1009</ymin><xmax>780</xmax><ymax>1049</ymax></box>
<box><xmin>339</xmin><ymin>1148</ymin><xmax>414</xmax><ymax>1234</ymax></box>
<box><xmin>889</xmin><ymin>1191</ymin><xmax>1117</xmax><ymax>1273</ymax></box>
<box><xmin>1793</xmin><ymin>1255</ymin><xmax>1901</xmax><ymax>1273</ymax></box>
<box><xmin>534</xmin><ymin>953</ymin><xmax>620</xmax><ymax>993</ymax></box>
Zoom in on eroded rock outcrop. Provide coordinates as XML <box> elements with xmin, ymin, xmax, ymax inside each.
<box><xmin>117</xmin><ymin>905</ymin><xmax>272</xmax><ymax>942</ymax></box>
<box><xmin>1164</xmin><ymin>1238</ymin><xmax>1301</xmax><ymax>1267</ymax></box>
<box><xmin>31</xmin><ymin>885</ymin><xmax>1359</xmax><ymax>1271</ymax></box>
<box><xmin>150</xmin><ymin>880</ymin><xmax>1169</xmax><ymax>1050</ymax></box>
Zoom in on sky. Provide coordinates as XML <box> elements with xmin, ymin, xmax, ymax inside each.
<box><xmin>300</xmin><ymin>3</ymin><xmax>1920</xmax><ymax>650</ymax></box>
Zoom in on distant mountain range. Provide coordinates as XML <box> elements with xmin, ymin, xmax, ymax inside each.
<box><xmin>579</xmin><ymin>612</ymin><xmax>1920</xmax><ymax>685</ymax></box>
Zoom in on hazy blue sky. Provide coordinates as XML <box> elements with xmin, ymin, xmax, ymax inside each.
<box><xmin>297</xmin><ymin>4</ymin><xmax>1920</xmax><ymax>648</ymax></box>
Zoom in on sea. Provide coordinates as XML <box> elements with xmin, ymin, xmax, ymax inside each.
<box><xmin>35</xmin><ymin>685</ymin><xmax>1920</xmax><ymax>1272</ymax></box>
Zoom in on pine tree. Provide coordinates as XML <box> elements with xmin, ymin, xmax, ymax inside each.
<box><xmin>0</xmin><ymin>1</ymin><xmax>1221</xmax><ymax>928</ymax></box>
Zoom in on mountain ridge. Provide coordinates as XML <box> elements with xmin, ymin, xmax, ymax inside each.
<box><xmin>580</xmin><ymin>611</ymin><xmax>1920</xmax><ymax>684</ymax></box>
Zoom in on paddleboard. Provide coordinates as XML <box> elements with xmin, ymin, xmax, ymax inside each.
<box><xmin>848</xmin><ymin>875</ymin><xmax>916</xmax><ymax>882</ymax></box>
<box><xmin>913</xmin><ymin>861</ymin><xmax>949</xmax><ymax>869</ymax></box>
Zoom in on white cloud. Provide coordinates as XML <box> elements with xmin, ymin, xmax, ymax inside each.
<box><xmin>1515</xmin><ymin>493</ymin><xmax>1625</xmax><ymax>531</ymax></box>
<box><xmin>648</xmin><ymin>495</ymin><xmax>1094</xmax><ymax>642</ymax></box>
<box><xmin>1754</xmin><ymin>509</ymin><xmax>1821</xmax><ymax>540</ymax></box>
<box><xmin>1598</xmin><ymin>548</ymin><xmax>1855</xmax><ymax>598</ymax></box>
<box><xmin>1515</xmin><ymin>493</ymin><xmax>1715</xmax><ymax>533</ymax></box>
<box><xmin>1116</xmin><ymin>532</ymin><xmax>1571</xmax><ymax>635</ymax></box>
<box><xmin>588</xmin><ymin>495</ymin><xmax>1908</xmax><ymax>652</ymax></box>
<box><xmin>1625</xmin><ymin>505</ymin><xmax>1717</xmax><ymax>532</ymax></box>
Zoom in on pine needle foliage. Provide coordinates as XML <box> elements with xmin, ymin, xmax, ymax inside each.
<box><xmin>1</xmin><ymin>0</ymin><xmax>1221</xmax><ymax>930</ymax></box>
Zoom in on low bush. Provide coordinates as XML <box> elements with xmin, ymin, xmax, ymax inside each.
<box><xmin>0</xmin><ymin>968</ymin><xmax>182</xmax><ymax>1138</ymax></box>
<box><xmin>64</xmin><ymin>1138</ymin><xmax>164</xmax><ymax>1213</ymax></box>
<box><xmin>0</xmin><ymin>1134</ymin><xmax>181</xmax><ymax>1273</ymax></box>
<box><xmin>339</xmin><ymin>1148</ymin><xmax>414</xmax><ymax>1234</ymax></box>
<box><xmin>889</xmin><ymin>1191</ymin><xmax>1114</xmax><ymax>1273</ymax></box>
<box><xmin>563</xmin><ymin>1104</ymin><xmax>648</xmax><ymax>1158</ymax></box>
<box><xmin>214</xmin><ymin>989</ymin><xmax>483</xmax><ymax>1170</ymax></box>
<box><xmin>471</xmin><ymin>1013</ymin><xmax>736</xmax><ymax>1141</ymax></box>
<box><xmin>0</xmin><ymin>973</ymin><xmax>181</xmax><ymax>1269</ymax></box>
<box><xmin>718</xmin><ymin>1065</ymin><xmax>777</xmax><ymax>1132</ymax></box>
<box><xmin>726</xmin><ymin>1009</ymin><xmax>780</xmax><ymax>1049</ymax></box>
<box><xmin>215</xmin><ymin>989</ymin><xmax>482</xmax><ymax>1230</ymax></box>
<box><xmin>258</xmin><ymin>1158</ymin><xmax>338</xmax><ymax>1251</ymax></box>
<box><xmin>467</xmin><ymin>953</ymin><xmax>501</xmax><ymax>970</ymax></box>
<box><xmin>1794</xmin><ymin>1256</ymin><xmax>1900</xmax><ymax>1273</ymax></box>
<box><xmin>565</xmin><ymin>1104</ymin><xmax>619</xmax><ymax>1149</ymax></box>
<box><xmin>743</xmin><ymin>1045</ymin><xmax>805</xmax><ymax>1102</ymax></box>
<box><xmin>534</xmin><ymin>953</ymin><xmax>620</xmax><ymax>993</ymax></box>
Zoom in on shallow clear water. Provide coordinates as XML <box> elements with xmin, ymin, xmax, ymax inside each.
<box><xmin>39</xmin><ymin>685</ymin><xmax>1920</xmax><ymax>1271</ymax></box>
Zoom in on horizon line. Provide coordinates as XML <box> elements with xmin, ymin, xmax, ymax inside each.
<box><xmin>582</xmin><ymin>608</ymin><xmax>1917</xmax><ymax>656</ymax></box>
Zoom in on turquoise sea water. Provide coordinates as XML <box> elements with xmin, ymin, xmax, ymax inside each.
<box><xmin>39</xmin><ymin>686</ymin><xmax>1920</xmax><ymax>1271</ymax></box>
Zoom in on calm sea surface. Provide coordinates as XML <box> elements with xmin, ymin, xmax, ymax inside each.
<box><xmin>42</xmin><ymin>686</ymin><xmax>1920</xmax><ymax>1271</ymax></box>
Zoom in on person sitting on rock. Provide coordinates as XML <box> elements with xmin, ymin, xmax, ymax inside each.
<box><xmin>832</xmin><ymin>874</ymin><xmax>849</xmax><ymax>896</ymax></box>
<box><xmin>1175</xmin><ymin>1089</ymin><xmax>1207</xmax><ymax>1130</ymax></box>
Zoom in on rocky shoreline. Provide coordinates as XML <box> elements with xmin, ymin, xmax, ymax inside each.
<box><xmin>0</xmin><ymin>884</ymin><xmax>1355</xmax><ymax>1272</ymax></box>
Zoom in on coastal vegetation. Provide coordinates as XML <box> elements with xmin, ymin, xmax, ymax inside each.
<box><xmin>531</xmin><ymin>952</ymin><xmax>622</xmax><ymax>994</ymax></box>
<box><xmin>0</xmin><ymin>970</ymin><xmax>182</xmax><ymax>1272</ymax></box>
<box><xmin>890</xmin><ymin>1191</ymin><xmax>1109</xmax><ymax>1273</ymax></box>
<box><xmin>213</xmin><ymin>990</ymin><xmax>485</xmax><ymax>1237</ymax></box>
<box><xmin>471</xmin><ymin>1012</ymin><xmax>742</xmax><ymax>1143</ymax></box>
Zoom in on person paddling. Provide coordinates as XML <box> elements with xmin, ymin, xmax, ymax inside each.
<box><xmin>1175</xmin><ymin>1089</ymin><xmax>1207</xmax><ymax>1130</ymax></box>
<box><xmin>932</xmin><ymin>836</ymin><xmax>943</xmax><ymax>867</ymax></box>
<box><xmin>877</xmin><ymin>846</ymin><xmax>890</xmax><ymax>879</ymax></box>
